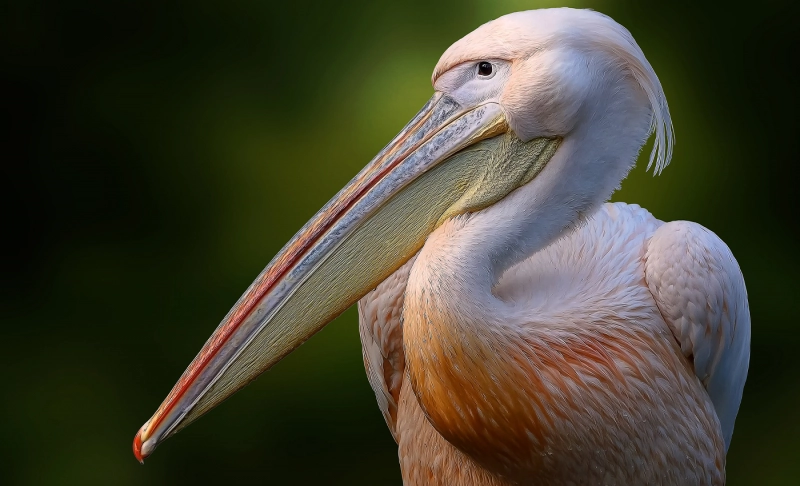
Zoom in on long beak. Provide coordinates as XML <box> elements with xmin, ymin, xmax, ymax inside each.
<box><xmin>133</xmin><ymin>93</ymin><xmax>510</xmax><ymax>462</ymax></box>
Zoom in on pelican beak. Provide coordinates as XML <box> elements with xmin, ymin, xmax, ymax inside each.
<box><xmin>133</xmin><ymin>93</ymin><xmax>513</xmax><ymax>462</ymax></box>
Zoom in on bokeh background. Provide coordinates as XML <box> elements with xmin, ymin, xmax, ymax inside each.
<box><xmin>3</xmin><ymin>0</ymin><xmax>798</xmax><ymax>484</ymax></box>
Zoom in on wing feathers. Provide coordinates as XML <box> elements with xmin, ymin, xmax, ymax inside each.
<box><xmin>358</xmin><ymin>255</ymin><xmax>417</xmax><ymax>441</ymax></box>
<box><xmin>645</xmin><ymin>221</ymin><xmax>750</xmax><ymax>449</ymax></box>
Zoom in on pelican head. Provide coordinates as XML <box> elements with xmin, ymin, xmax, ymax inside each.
<box><xmin>134</xmin><ymin>8</ymin><xmax>671</xmax><ymax>461</ymax></box>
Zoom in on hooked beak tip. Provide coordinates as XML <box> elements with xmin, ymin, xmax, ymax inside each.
<box><xmin>133</xmin><ymin>429</ymin><xmax>145</xmax><ymax>464</ymax></box>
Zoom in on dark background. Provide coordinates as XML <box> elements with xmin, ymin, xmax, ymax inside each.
<box><xmin>3</xmin><ymin>0</ymin><xmax>798</xmax><ymax>484</ymax></box>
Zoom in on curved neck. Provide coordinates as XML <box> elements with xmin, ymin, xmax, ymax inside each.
<box><xmin>475</xmin><ymin>83</ymin><xmax>653</xmax><ymax>284</ymax></box>
<box><xmin>402</xmin><ymin>83</ymin><xmax>653</xmax><ymax>479</ymax></box>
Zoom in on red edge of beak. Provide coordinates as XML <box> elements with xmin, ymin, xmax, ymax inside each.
<box><xmin>133</xmin><ymin>429</ymin><xmax>145</xmax><ymax>464</ymax></box>
<box><xmin>132</xmin><ymin>97</ymin><xmax>446</xmax><ymax>455</ymax></box>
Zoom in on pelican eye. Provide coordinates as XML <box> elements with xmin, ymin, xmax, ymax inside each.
<box><xmin>477</xmin><ymin>61</ymin><xmax>493</xmax><ymax>77</ymax></box>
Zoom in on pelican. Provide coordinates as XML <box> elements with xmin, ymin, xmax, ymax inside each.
<box><xmin>133</xmin><ymin>8</ymin><xmax>750</xmax><ymax>485</ymax></box>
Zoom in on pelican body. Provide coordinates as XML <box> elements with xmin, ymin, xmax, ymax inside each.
<box><xmin>134</xmin><ymin>8</ymin><xmax>750</xmax><ymax>485</ymax></box>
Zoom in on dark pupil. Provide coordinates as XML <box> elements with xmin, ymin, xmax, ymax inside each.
<box><xmin>478</xmin><ymin>62</ymin><xmax>493</xmax><ymax>76</ymax></box>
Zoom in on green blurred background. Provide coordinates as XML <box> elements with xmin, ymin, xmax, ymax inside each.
<box><xmin>3</xmin><ymin>0</ymin><xmax>798</xmax><ymax>484</ymax></box>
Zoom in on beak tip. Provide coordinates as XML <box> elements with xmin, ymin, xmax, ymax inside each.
<box><xmin>133</xmin><ymin>429</ymin><xmax>146</xmax><ymax>464</ymax></box>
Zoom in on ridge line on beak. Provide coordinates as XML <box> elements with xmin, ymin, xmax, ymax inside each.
<box><xmin>134</xmin><ymin>94</ymin><xmax>509</xmax><ymax>461</ymax></box>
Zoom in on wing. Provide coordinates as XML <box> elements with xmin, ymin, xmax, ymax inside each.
<box><xmin>357</xmin><ymin>255</ymin><xmax>417</xmax><ymax>441</ymax></box>
<box><xmin>644</xmin><ymin>221</ymin><xmax>750</xmax><ymax>449</ymax></box>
